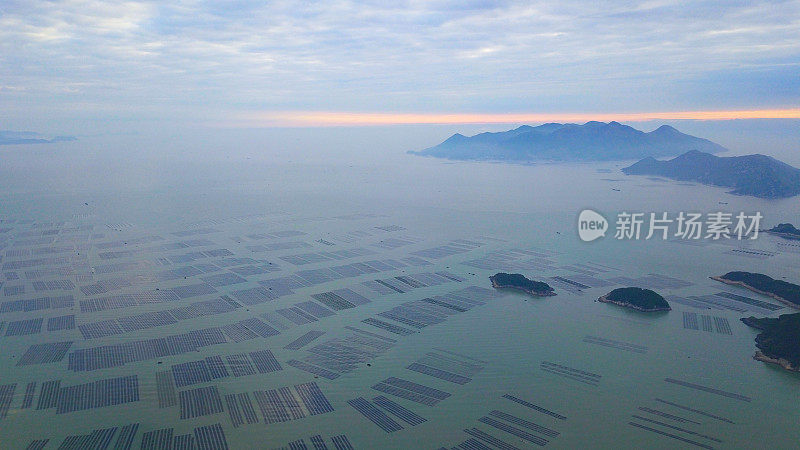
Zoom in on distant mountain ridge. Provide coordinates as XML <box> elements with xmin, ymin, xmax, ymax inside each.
<box><xmin>0</xmin><ymin>130</ymin><xmax>76</xmax><ymax>145</ymax></box>
<box><xmin>622</xmin><ymin>150</ymin><xmax>800</xmax><ymax>198</ymax></box>
<box><xmin>411</xmin><ymin>121</ymin><xmax>727</xmax><ymax>161</ymax></box>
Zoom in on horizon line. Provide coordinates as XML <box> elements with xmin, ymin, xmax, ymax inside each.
<box><xmin>230</xmin><ymin>108</ymin><xmax>800</xmax><ymax>127</ymax></box>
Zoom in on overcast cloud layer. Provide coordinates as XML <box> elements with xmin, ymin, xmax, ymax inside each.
<box><xmin>1</xmin><ymin>0</ymin><xmax>799</xmax><ymax>130</ymax></box>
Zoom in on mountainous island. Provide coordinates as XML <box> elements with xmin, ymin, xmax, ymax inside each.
<box><xmin>765</xmin><ymin>223</ymin><xmax>800</xmax><ymax>240</ymax></box>
<box><xmin>411</xmin><ymin>121</ymin><xmax>726</xmax><ymax>161</ymax></box>
<box><xmin>741</xmin><ymin>313</ymin><xmax>800</xmax><ymax>372</ymax></box>
<box><xmin>489</xmin><ymin>272</ymin><xmax>555</xmax><ymax>297</ymax></box>
<box><xmin>622</xmin><ymin>150</ymin><xmax>800</xmax><ymax>199</ymax></box>
<box><xmin>711</xmin><ymin>272</ymin><xmax>800</xmax><ymax>308</ymax></box>
<box><xmin>598</xmin><ymin>287</ymin><xmax>671</xmax><ymax>312</ymax></box>
<box><xmin>0</xmin><ymin>130</ymin><xmax>76</xmax><ymax>145</ymax></box>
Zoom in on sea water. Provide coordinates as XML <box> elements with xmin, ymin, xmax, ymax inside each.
<box><xmin>0</xmin><ymin>133</ymin><xmax>798</xmax><ymax>449</ymax></box>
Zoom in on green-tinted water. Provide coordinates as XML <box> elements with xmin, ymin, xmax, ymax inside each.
<box><xmin>0</xmin><ymin>136</ymin><xmax>798</xmax><ymax>449</ymax></box>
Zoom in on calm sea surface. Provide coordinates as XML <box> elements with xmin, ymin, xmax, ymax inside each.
<box><xmin>0</xmin><ymin>134</ymin><xmax>798</xmax><ymax>449</ymax></box>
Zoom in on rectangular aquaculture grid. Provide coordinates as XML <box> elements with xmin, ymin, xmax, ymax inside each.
<box><xmin>17</xmin><ymin>341</ymin><xmax>73</xmax><ymax>365</ymax></box>
<box><xmin>0</xmin><ymin>384</ymin><xmax>16</xmax><ymax>419</ymax></box>
<box><xmin>540</xmin><ymin>361</ymin><xmax>601</xmax><ymax>386</ymax></box>
<box><xmin>664</xmin><ymin>378</ymin><xmax>752</xmax><ymax>402</ymax></box>
<box><xmin>347</xmin><ymin>397</ymin><xmax>404</xmax><ymax>433</ymax></box>
<box><xmin>55</xmin><ymin>375</ymin><xmax>139</xmax><ymax>414</ymax></box>
<box><xmin>47</xmin><ymin>315</ymin><xmax>75</xmax><ymax>331</ymax></box>
<box><xmin>285</xmin><ymin>330</ymin><xmax>326</xmax><ymax>350</ymax></box>
<box><xmin>372</xmin><ymin>395</ymin><xmax>427</xmax><ymax>426</ymax></box>
<box><xmin>178</xmin><ymin>385</ymin><xmax>224</xmax><ymax>419</ymax></box>
<box><xmin>582</xmin><ymin>336</ymin><xmax>648</xmax><ymax>354</ymax></box>
<box><xmin>156</xmin><ymin>370</ymin><xmax>177</xmax><ymax>408</ymax></box>
<box><xmin>5</xmin><ymin>317</ymin><xmax>44</xmax><ymax>336</ymax></box>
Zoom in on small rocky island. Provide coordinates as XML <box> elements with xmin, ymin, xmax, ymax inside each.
<box><xmin>765</xmin><ymin>223</ymin><xmax>800</xmax><ymax>240</ymax></box>
<box><xmin>598</xmin><ymin>287</ymin><xmax>670</xmax><ymax>312</ymax></box>
<box><xmin>741</xmin><ymin>313</ymin><xmax>800</xmax><ymax>372</ymax></box>
<box><xmin>711</xmin><ymin>272</ymin><xmax>800</xmax><ymax>308</ymax></box>
<box><xmin>489</xmin><ymin>273</ymin><xmax>555</xmax><ymax>297</ymax></box>
<box><xmin>0</xmin><ymin>130</ymin><xmax>77</xmax><ymax>145</ymax></box>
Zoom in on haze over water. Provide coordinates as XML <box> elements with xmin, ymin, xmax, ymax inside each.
<box><xmin>1</xmin><ymin>123</ymin><xmax>799</xmax><ymax>448</ymax></box>
<box><xmin>3</xmin><ymin>0</ymin><xmax>800</xmax><ymax>447</ymax></box>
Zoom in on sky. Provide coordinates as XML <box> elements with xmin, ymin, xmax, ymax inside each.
<box><xmin>1</xmin><ymin>0</ymin><xmax>799</xmax><ymax>132</ymax></box>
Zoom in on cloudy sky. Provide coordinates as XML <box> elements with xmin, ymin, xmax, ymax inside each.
<box><xmin>2</xmin><ymin>0</ymin><xmax>799</xmax><ymax>130</ymax></box>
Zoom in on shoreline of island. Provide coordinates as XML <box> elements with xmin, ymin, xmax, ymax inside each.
<box><xmin>597</xmin><ymin>294</ymin><xmax>671</xmax><ymax>312</ymax></box>
<box><xmin>752</xmin><ymin>351</ymin><xmax>799</xmax><ymax>372</ymax></box>
<box><xmin>489</xmin><ymin>273</ymin><xmax>556</xmax><ymax>297</ymax></box>
<box><xmin>490</xmin><ymin>279</ymin><xmax>557</xmax><ymax>296</ymax></box>
<box><xmin>763</xmin><ymin>223</ymin><xmax>800</xmax><ymax>241</ymax></box>
<box><xmin>710</xmin><ymin>275</ymin><xmax>800</xmax><ymax>310</ymax></box>
<box><xmin>741</xmin><ymin>313</ymin><xmax>800</xmax><ymax>374</ymax></box>
<box><xmin>764</xmin><ymin>231</ymin><xmax>800</xmax><ymax>241</ymax></box>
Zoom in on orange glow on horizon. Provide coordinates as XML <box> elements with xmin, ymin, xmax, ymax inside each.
<box><xmin>229</xmin><ymin>108</ymin><xmax>800</xmax><ymax>127</ymax></box>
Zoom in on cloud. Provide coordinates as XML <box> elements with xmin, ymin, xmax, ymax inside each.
<box><xmin>1</xmin><ymin>0</ymin><xmax>799</xmax><ymax>129</ymax></box>
<box><xmin>232</xmin><ymin>108</ymin><xmax>800</xmax><ymax>127</ymax></box>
